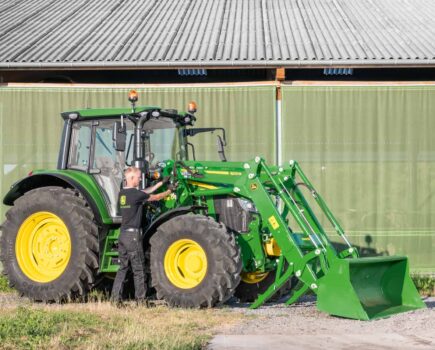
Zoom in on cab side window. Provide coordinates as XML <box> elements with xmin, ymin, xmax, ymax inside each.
<box><xmin>68</xmin><ymin>122</ymin><xmax>92</xmax><ymax>170</ymax></box>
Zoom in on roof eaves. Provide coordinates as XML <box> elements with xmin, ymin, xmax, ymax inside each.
<box><xmin>1</xmin><ymin>59</ymin><xmax>435</xmax><ymax>70</ymax></box>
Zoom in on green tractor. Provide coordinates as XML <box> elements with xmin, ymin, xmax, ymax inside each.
<box><xmin>0</xmin><ymin>91</ymin><xmax>425</xmax><ymax>320</ymax></box>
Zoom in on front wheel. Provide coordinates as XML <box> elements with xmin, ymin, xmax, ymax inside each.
<box><xmin>150</xmin><ymin>214</ymin><xmax>242</xmax><ymax>307</ymax></box>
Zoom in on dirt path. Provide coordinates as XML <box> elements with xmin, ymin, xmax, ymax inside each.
<box><xmin>210</xmin><ymin>297</ymin><xmax>435</xmax><ymax>350</ymax></box>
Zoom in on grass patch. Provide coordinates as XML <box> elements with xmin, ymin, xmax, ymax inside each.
<box><xmin>0</xmin><ymin>306</ymin><xmax>101</xmax><ymax>349</ymax></box>
<box><xmin>412</xmin><ymin>274</ymin><xmax>435</xmax><ymax>297</ymax></box>
<box><xmin>0</xmin><ymin>275</ymin><xmax>13</xmax><ymax>292</ymax></box>
<box><xmin>86</xmin><ymin>288</ymin><xmax>111</xmax><ymax>302</ymax></box>
<box><xmin>0</xmin><ymin>302</ymin><xmax>244</xmax><ymax>350</ymax></box>
<box><xmin>91</xmin><ymin>304</ymin><xmax>241</xmax><ymax>350</ymax></box>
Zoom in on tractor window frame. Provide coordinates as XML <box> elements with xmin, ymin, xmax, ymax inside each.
<box><xmin>92</xmin><ymin>119</ymin><xmax>119</xmax><ymax>170</ymax></box>
<box><xmin>67</xmin><ymin>120</ymin><xmax>93</xmax><ymax>171</ymax></box>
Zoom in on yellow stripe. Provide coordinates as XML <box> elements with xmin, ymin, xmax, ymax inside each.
<box><xmin>187</xmin><ymin>180</ymin><xmax>219</xmax><ymax>190</ymax></box>
<box><xmin>205</xmin><ymin>170</ymin><xmax>242</xmax><ymax>176</ymax></box>
<box><xmin>205</xmin><ymin>170</ymin><xmax>229</xmax><ymax>175</ymax></box>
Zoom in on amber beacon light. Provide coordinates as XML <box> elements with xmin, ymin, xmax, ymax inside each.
<box><xmin>188</xmin><ymin>101</ymin><xmax>197</xmax><ymax>114</ymax></box>
<box><xmin>128</xmin><ymin>89</ymin><xmax>138</xmax><ymax>103</ymax></box>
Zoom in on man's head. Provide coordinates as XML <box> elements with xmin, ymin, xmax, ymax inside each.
<box><xmin>124</xmin><ymin>167</ymin><xmax>142</xmax><ymax>187</ymax></box>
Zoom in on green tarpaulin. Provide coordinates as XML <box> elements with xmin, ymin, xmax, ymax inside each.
<box><xmin>281</xmin><ymin>85</ymin><xmax>435</xmax><ymax>273</ymax></box>
<box><xmin>0</xmin><ymin>84</ymin><xmax>434</xmax><ymax>272</ymax></box>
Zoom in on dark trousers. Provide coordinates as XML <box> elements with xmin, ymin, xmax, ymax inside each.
<box><xmin>111</xmin><ymin>230</ymin><xmax>146</xmax><ymax>301</ymax></box>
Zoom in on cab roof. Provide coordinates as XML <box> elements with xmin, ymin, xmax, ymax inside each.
<box><xmin>61</xmin><ymin>106</ymin><xmax>160</xmax><ymax>120</ymax></box>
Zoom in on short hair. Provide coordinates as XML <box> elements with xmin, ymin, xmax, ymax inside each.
<box><xmin>124</xmin><ymin>166</ymin><xmax>141</xmax><ymax>178</ymax></box>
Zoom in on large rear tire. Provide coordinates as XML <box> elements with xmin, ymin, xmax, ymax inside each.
<box><xmin>150</xmin><ymin>214</ymin><xmax>241</xmax><ymax>307</ymax></box>
<box><xmin>0</xmin><ymin>187</ymin><xmax>99</xmax><ymax>301</ymax></box>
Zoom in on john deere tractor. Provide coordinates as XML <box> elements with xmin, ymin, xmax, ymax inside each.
<box><xmin>0</xmin><ymin>91</ymin><xmax>425</xmax><ymax>320</ymax></box>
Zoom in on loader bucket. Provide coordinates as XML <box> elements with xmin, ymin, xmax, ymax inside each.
<box><xmin>316</xmin><ymin>256</ymin><xmax>426</xmax><ymax>320</ymax></box>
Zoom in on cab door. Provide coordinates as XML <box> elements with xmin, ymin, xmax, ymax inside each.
<box><xmin>91</xmin><ymin>120</ymin><xmax>129</xmax><ymax>218</ymax></box>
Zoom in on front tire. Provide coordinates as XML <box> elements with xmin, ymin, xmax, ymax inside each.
<box><xmin>0</xmin><ymin>187</ymin><xmax>99</xmax><ymax>301</ymax></box>
<box><xmin>150</xmin><ymin>214</ymin><xmax>241</xmax><ymax>307</ymax></box>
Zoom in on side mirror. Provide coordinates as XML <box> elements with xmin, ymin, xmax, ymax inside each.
<box><xmin>113</xmin><ymin>121</ymin><xmax>127</xmax><ymax>151</ymax></box>
<box><xmin>216</xmin><ymin>135</ymin><xmax>227</xmax><ymax>162</ymax></box>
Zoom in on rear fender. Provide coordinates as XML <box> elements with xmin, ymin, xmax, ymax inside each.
<box><xmin>3</xmin><ymin>173</ymin><xmax>111</xmax><ymax>225</ymax></box>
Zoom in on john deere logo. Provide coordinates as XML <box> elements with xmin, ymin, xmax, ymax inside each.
<box><xmin>120</xmin><ymin>195</ymin><xmax>126</xmax><ymax>206</ymax></box>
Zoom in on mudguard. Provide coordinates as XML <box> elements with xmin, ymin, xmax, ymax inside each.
<box><xmin>3</xmin><ymin>171</ymin><xmax>112</xmax><ymax>224</ymax></box>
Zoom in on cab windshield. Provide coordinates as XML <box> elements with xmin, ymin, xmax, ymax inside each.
<box><xmin>126</xmin><ymin>117</ymin><xmax>180</xmax><ymax>166</ymax></box>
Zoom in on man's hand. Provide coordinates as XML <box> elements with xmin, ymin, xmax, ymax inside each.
<box><xmin>167</xmin><ymin>181</ymin><xmax>179</xmax><ymax>192</ymax></box>
<box><xmin>148</xmin><ymin>189</ymin><xmax>172</xmax><ymax>201</ymax></box>
<box><xmin>143</xmin><ymin>180</ymin><xmax>164</xmax><ymax>194</ymax></box>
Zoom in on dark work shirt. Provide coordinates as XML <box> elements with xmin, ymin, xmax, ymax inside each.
<box><xmin>119</xmin><ymin>188</ymin><xmax>150</xmax><ymax>230</ymax></box>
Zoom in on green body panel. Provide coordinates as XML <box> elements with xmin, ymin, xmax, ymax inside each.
<box><xmin>236</xmin><ymin>217</ymin><xmax>268</xmax><ymax>272</ymax></box>
<box><xmin>31</xmin><ymin>169</ymin><xmax>113</xmax><ymax>224</ymax></box>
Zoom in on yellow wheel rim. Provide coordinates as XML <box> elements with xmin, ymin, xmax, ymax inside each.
<box><xmin>15</xmin><ymin>211</ymin><xmax>71</xmax><ymax>283</ymax></box>
<box><xmin>241</xmin><ymin>271</ymin><xmax>269</xmax><ymax>284</ymax></box>
<box><xmin>164</xmin><ymin>239</ymin><xmax>208</xmax><ymax>289</ymax></box>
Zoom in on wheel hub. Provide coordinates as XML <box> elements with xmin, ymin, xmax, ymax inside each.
<box><xmin>241</xmin><ymin>271</ymin><xmax>269</xmax><ymax>284</ymax></box>
<box><xmin>164</xmin><ymin>239</ymin><xmax>208</xmax><ymax>289</ymax></box>
<box><xmin>15</xmin><ymin>212</ymin><xmax>71</xmax><ymax>283</ymax></box>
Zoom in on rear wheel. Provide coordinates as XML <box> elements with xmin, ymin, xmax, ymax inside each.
<box><xmin>0</xmin><ymin>187</ymin><xmax>99</xmax><ymax>301</ymax></box>
<box><xmin>150</xmin><ymin>214</ymin><xmax>241</xmax><ymax>307</ymax></box>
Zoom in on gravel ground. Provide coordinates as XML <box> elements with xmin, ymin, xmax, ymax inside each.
<box><xmin>210</xmin><ymin>296</ymin><xmax>435</xmax><ymax>350</ymax></box>
<box><xmin>2</xmin><ymin>292</ymin><xmax>434</xmax><ymax>349</ymax></box>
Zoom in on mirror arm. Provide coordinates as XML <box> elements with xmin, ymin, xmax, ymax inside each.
<box><xmin>184</xmin><ymin>127</ymin><xmax>227</xmax><ymax>145</ymax></box>
<box><xmin>216</xmin><ymin>135</ymin><xmax>227</xmax><ymax>162</ymax></box>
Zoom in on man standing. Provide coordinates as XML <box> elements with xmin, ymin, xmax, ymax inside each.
<box><xmin>111</xmin><ymin>166</ymin><xmax>172</xmax><ymax>304</ymax></box>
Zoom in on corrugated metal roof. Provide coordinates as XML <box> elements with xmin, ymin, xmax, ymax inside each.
<box><xmin>0</xmin><ymin>0</ymin><xmax>434</xmax><ymax>68</ymax></box>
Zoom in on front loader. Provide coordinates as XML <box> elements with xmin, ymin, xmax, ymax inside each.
<box><xmin>0</xmin><ymin>91</ymin><xmax>425</xmax><ymax>320</ymax></box>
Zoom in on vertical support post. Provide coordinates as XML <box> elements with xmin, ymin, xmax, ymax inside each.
<box><xmin>276</xmin><ymin>86</ymin><xmax>282</xmax><ymax>166</ymax></box>
<box><xmin>275</xmin><ymin>68</ymin><xmax>284</xmax><ymax>167</ymax></box>
<box><xmin>275</xmin><ymin>86</ymin><xmax>284</xmax><ymax>211</ymax></box>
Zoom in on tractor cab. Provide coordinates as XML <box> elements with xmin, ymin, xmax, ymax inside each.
<box><xmin>60</xmin><ymin>91</ymin><xmax>226</xmax><ymax>220</ymax></box>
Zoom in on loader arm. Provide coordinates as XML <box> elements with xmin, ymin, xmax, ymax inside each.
<box><xmin>177</xmin><ymin>157</ymin><xmax>425</xmax><ymax>320</ymax></box>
